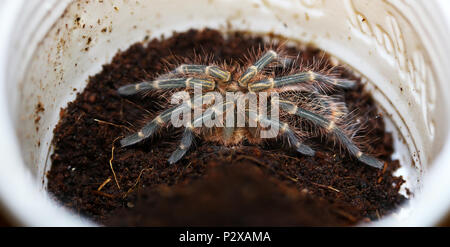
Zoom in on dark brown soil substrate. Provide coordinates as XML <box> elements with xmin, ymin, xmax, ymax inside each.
<box><xmin>47</xmin><ymin>29</ymin><xmax>406</xmax><ymax>226</ymax></box>
<box><xmin>106</xmin><ymin>160</ymin><xmax>362</xmax><ymax>226</ymax></box>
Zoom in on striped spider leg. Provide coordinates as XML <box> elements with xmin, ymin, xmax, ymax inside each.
<box><xmin>272</xmin><ymin>97</ymin><xmax>384</xmax><ymax>169</ymax></box>
<box><xmin>118</xmin><ymin>82</ymin><xmax>218</xmax><ymax>162</ymax></box>
<box><xmin>118</xmin><ymin>77</ymin><xmax>216</xmax><ymax>96</ymax></box>
<box><xmin>169</xmin><ymin>100</ymin><xmax>235</xmax><ymax>164</ymax></box>
<box><xmin>165</xmin><ymin>64</ymin><xmax>231</xmax><ymax>82</ymax></box>
<box><xmin>247</xmin><ymin>109</ymin><xmax>316</xmax><ymax>156</ymax></box>
<box><xmin>240</xmin><ymin>50</ymin><xmax>357</xmax><ymax>92</ymax></box>
<box><xmin>119</xmin><ymin>93</ymin><xmax>215</xmax><ymax>148</ymax></box>
<box><xmin>248</xmin><ymin>72</ymin><xmax>357</xmax><ymax>92</ymax></box>
<box><xmin>239</xmin><ymin>49</ymin><xmax>279</xmax><ymax>87</ymax></box>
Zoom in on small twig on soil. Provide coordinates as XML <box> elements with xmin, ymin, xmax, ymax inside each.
<box><xmin>236</xmin><ymin>155</ymin><xmax>268</xmax><ymax>167</ymax></box>
<box><xmin>110</xmin><ymin>137</ymin><xmax>122</xmax><ymax>190</ymax></box>
<box><xmin>94</xmin><ymin>119</ymin><xmax>133</xmax><ymax>132</ymax></box>
<box><xmin>285</xmin><ymin>175</ymin><xmax>299</xmax><ymax>183</ymax></box>
<box><xmin>309</xmin><ymin>181</ymin><xmax>341</xmax><ymax>193</ymax></box>
<box><xmin>76</xmin><ymin>112</ymin><xmax>86</xmax><ymax>123</ymax></box>
<box><xmin>97</xmin><ymin>177</ymin><xmax>112</xmax><ymax>192</ymax></box>
<box><xmin>186</xmin><ymin>162</ymin><xmax>192</xmax><ymax>169</ymax></box>
<box><xmin>235</xmin><ymin>155</ymin><xmax>298</xmax><ymax>183</ymax></box>
<box><xmin>92</xmin><ymin>190</ymin><xmax>116</xmax><ymax>199</ymax></box>
<box><xmin>332</xmin><ymin>209</ymin><xmax>358</xmax><ymax>223</ymax></box>
<box><xmin>268</xmin><ymin>153</ymin><xmax>301</xmax><ymax>162</ymax></box>
<box><xmin>376</xmin><ymin>210</ymin><xmax>382</xmax><ymax>220</ymax></box>
<box><xmin>123</xmin><ymin>168</ymin><xmax>152</xmax><ymax>199</ymax></box>
<box><xmin>123</xmin><ymin>98</ymin><xmax>152</xmax><ymax>115</ymax></box>
<box><xmin>236</xmin><ymin>155</ymin><xmax>340</xmax><ymax>193</ymax></box>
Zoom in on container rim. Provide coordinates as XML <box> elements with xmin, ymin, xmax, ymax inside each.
<box><xmin>0</xmin><ymin>0</ymin><xmax>93</xmax><ymax>227</ymax></box>
<box><xmin>0</xmin><ymin>0</ymin><xmax>449</xmax><ymax>226</ymax></box>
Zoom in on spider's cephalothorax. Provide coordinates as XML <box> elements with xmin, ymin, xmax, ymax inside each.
<box><xmin>117</xmin><ymin>48</ymin><xmax>384</xmax><ymax>169</ymax></box>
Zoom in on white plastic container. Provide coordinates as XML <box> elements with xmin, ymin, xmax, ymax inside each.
<box><xmin>0</xmin><ymin>0</ymin><xmax>449</xmax><ymax>226</ymax></box>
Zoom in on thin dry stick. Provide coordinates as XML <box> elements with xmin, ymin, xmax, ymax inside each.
<box><xmin>110</xmin><ymin>137</ymin><xmax>122</xmax><ymax>190</ymax></box>
<box><xmin>376</xmin><ymin>210</ymin><xmax>382</xmax><ymax>220</ymax></box>
<box><xmin>237</xmin><ymin>155</ymin><xmax>340</xmax><ymax>192</ymax></box>
<box><xmin>332</xmin><ymin>208</ymin><xmax>358</xmax><ymax>223</ymax></box>
<box><xmin>92</xmin><ymin>190</ymin><xmax>115</xmax><ymax>199</ymax></box>
<box><xmin>285</xmin><ymin>175</ymin><xmax>299</xmax><ymax>183</ymax></box>
<box><xmin>235</xmin><ymin>155</ymin><xmax>267</xmax><ymax>167</ymax></box>
<box><xmin>309</xmin><ymin>181</ymin><xmax>341</xmax><ymax>193</ymax></box>
<box><xmin>97</xmin><ymin>177</ymin><xmax>112</xmax><ymax>192</ymax></box>
<box><xmin>94</xmin><ymin>119</ymin><xmax>133</xmax><ymax>132</ymax></box>
<box><xmin>123</xmin><ymin>98</ymin><xmax>152</xmax><ymax>115</ymax></box>
<box><xmin>235</xmin><ymin>155</ymin><xmax>298</xmax><ymax>183</ymax></box>
<box><xmin>123</xmin><ymin>168</ymin><xmax>152</xmax><ymax>198</ymax></box>
<box><xmin>269</xmin><ymin>153</ymin><xmax>301</xmax><ymax>162</ymax></box>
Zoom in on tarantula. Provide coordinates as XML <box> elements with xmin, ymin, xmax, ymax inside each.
<box><xmin>117</xmin><ymin>48</ymin><xmax>383</xmax><ymax>169</ymax></box>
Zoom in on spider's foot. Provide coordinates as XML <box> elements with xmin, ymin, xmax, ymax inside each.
<box><xmin>117</xmin><ymin>83</ymin><xmax>150</xmax><ymax>96</ymax></box>
<box><xmin>334</xmin><ymin>79</ymin><xmax>357</xmax><ymax>89</ymax></box>
<box><xmin>120</xmin><ymin>121</ymin><xmax>160</xmax><ymax>147</ymax></box>
<box><xmin>168</xmin><ymin>129</ymin><xmax>194</xmax><ymax>165</ymax></box>
<box><xmin>358</xmin><ymin>153</ymin><xmax>384</xmax><ymax>169</ymax></box>
<box><xmin>168</xmin><ymin>149</ymin><xmax>188</xmax><ymax>165</ymax></box>
<box><xmin>295</xmin><ymin>144</ymin><xmax>316</xmax><ymax>157</ymax></box>
<box><xmin>120</xmin><ymin>133</ymin><xmax>145</xmax><ymax>147</ymax></box>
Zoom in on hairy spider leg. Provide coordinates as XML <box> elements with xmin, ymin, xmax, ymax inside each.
<box><xmin>313</xmin><ymin>94</ymin><xmax>348</xmax><ymax>120</ymax></box>
<box><xmin>247</xmin><ymin>110</ymin><xmax>316</xmax><ymax>156</ymax></box>
<box><xmin>248</xmin><ymin>72</ymin><xmax>356</xmax><ymax>92</ymax></box>
<box><xmin>275</xmin><ymin>57</ymin><xmax>295</xmax><ymax>69</ymax></box>
<box><xmin>238</xmin><ymin>50</ymin><xmax>278</xmax><ymax>87</ymax></box>
<box><xmin>168</xmin><ymin>100</ymin><xmax>235</xmax><ymax>164</ymax></box>
<box><xmin>275</xmin><ymin>99</ymin><xmax>383</xmax><ymax>169</ymax></box>
<box><xmin>164</xmin><ymin>64</ymin><xmax>231</xmax><ymax>82</ymax></box>
<box><xmin>117</xmin><ymin>77</ymin><xmax>216</xmax><ymax>96</ymax></box>
<box><xmin>168</xmin><ymin>127</ymin><xmax>195</xmax><ymax>164</ymax></box>
<box><xmin>297</xmin><ymin>93</ymin><xmax>349</xmax><ymax>123</ymax></box>
<box><xmin>120</xmin><ymin>94</ymin><xmax>215</xmax><ymax>147</ymax></box>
